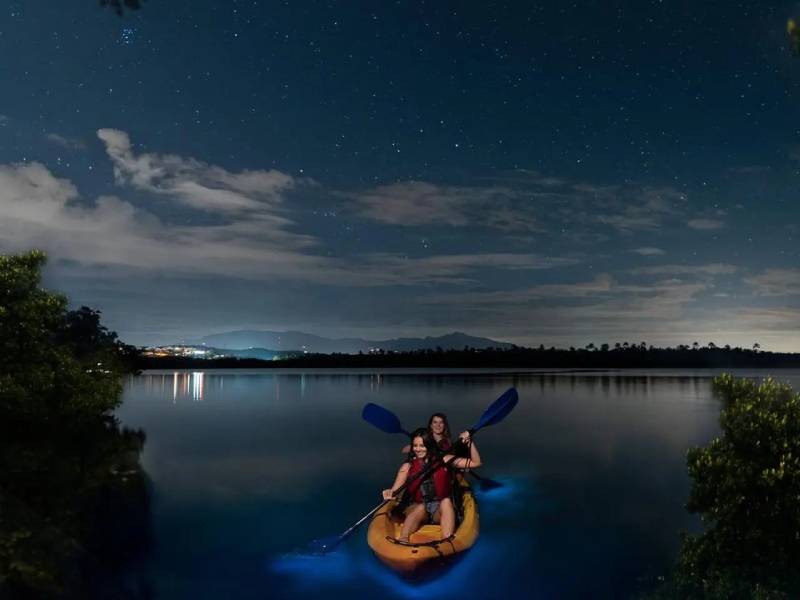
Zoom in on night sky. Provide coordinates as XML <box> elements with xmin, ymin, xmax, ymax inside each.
<box><xmin>2</xmin><ymin>1</ymin><xmax>800</xmax><ymax>349</ymax></box>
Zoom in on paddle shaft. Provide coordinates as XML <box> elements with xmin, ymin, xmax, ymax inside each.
<box><xmin>397</xmin><ymin>424</ymin><xmax>487</xmax><ymax>483</ymax></box>
<box><xmin>371</xmin><ymin>405</ymin><xmax>493</xmax><ymax>487</ymax></box>
<box><xmin>332</xmin><ymin>452</ymin><xmax>456</xmax><ymax>547</ymax></box>
<box><xmin>322</xmin><ymin>388</ymin><xmax>517</xmax><ymax>552</ymax></box>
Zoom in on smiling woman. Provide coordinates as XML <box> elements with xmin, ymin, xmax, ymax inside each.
<box><xmin>381</xmin><ymin>428</ymin><xmax>480</xmax><ymax>540</ymax></box>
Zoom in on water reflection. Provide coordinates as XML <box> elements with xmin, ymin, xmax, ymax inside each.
<box><xmin>0</xmin><ymin>417</ymin><xmax>153</xmax><ymax>598</ymax></box>
<box><xmin>118</xmin><ymin>369</ymin><xmax>787</xmax><ymax>598</ymax></box>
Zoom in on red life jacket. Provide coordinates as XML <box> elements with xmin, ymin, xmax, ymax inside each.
<box><xmin>406</xmin><ymin>457</ymin><xmax>451</xmax><ymax>503</ymax></box>
<box><xmin>437</xmin><ymin>437</ymin><xmax>452</xmax><ymax>452</ymax></box>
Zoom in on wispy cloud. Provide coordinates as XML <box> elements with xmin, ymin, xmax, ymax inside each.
<box><xmin>97</xmin><ymin>128</ymin><xmax>298</xmax><ymax>216</ymax></box>
<box><xmin>45</xmin><ymin>133</ymin><xmax>87</xmax><ymax>150</ymax></box>
<box><xmin>629</xmin><ymin>263</ymin><xmax>737</xmax><ymax>276</ymax></box>
<box><xmin>0</xmin><ymin>150</ymin><xmax>559</xmax><ymax>288</ymax></box>
<box><xmin>0</xmin><ymin>160</ymin><xmax>330</xmax><ymax>279</ymax></box>
<box><xmin>687</xmin><ymin>218</ymin><xmax>725</xmax><ymax>230</ymax></box>
<box><xmin>744</xmin><ymin>269</ymin><xmax>800</xmax><ymax>296</ymax></box>
<box><xmin>415</xmin><ymin>272</ymin><xmax>712</xmax><ymax>346</ymax></box>
<box><xmin>594</xmin><ymin>187</ymin><xmax>687</xmax><ymax>232</ymax></box>
<box><xmin>631</xmin><ymin>247</ymin><xmax>665</xmax><ymax>256</ymax></box>
<box><xmin>349</xmin><ymin>174</ymin><xmax>705</xmax><ymax>238</ymax></box>
<box><xmin>346</xmin><ymin>180</ymin><xmax>541</xmax><ymax>232</ymax></box>
<box><xmin>356</xmin><ymin>252</ymin><xmax>578</xmax><ymax>286</ymax></box>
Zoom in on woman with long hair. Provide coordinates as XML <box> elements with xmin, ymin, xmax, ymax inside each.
<box><xmin>382</xmin><ymin>427</ymin><xmax>481</xmax><ymax>541</ymax></box>
<box><xmin>401</xmin><ymin>412</ymin><xmax>459</xmax><ymax>454</ymax></box>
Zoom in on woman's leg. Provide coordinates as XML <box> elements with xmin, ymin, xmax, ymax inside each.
<box><xmin>400</xmin><ymin>503</ymin><xmax>426</xmax><ymax>541</ymax></box>
<box><xmin>434</xmin><ymin>498</ymin><xmax>455</xmax><ymax>538</ymax></box>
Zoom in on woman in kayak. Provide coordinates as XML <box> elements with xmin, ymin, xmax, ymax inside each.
<box><xmin>382</xmin><ymin>427</ymin><xmax>481</xmax><ymax>542</ymax></box>
<box><xmin>401</xmin><ymin>412</ymin><xmax>457</xmax><ymax>454</ymax></box>
<box><xmin>428</xmin><ymin>412</ymin><xmax>453</xmax><ymax>450</ymax></box>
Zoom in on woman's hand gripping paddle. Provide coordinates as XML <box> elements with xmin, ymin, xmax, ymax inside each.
<box><xmin>307</xmin><ymin>387</ymin><xmax>518</xmax><ymax>554</ymax></box>
<box><xmin>361</xmin><ymin>400</ymin><xmax>507</xmax><ymax>491</ymax></box>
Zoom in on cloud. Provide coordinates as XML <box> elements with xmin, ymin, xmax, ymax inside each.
<box><xmin>744</xmin><ymin>269</ymin><xmax>800</xmax><ymax>296</ymax></box>
<box><xmin>0</xmin><ymin>158</ymin><xmax>331</xmax><ymax>280</ymax></box>
<box><xmin>0</xmin><ymin>156</ymin><xmax>557</xmax><ymax>289</ymax></box>
<box><xmin>594</xmin><ymin>187</ymin><xmax>687</xmax><ymax>232</ymax></box>
<box><xmin>727</xmin><ymin>306</ymin><xmax>800</xmax><ymax>332</ymax></box>
<box><xmin>45</xmin><ymin>133</ymin><xmax>87</xmax><ymax>150</ymax></box>
<box><xmin>416</xmin><ymin>271</ymin><xmax>711</xmax><ymax>346</ymax></box>
<box><xmin>356</xmin><ymin>252</ymin><xmax>577</xmax><ymax>286</ymax></box>
<box><xmin>347</xmin><ymin>180</ymin><xmax>541</xmax><ymax>231</ymax></box>
<box><xmin>349</xmin><ymin>181</ymin><xmax>473</xmax><ymax>226</ymax></box>
<box><xmin>687</xmin><ymin>218</ymin><xmax>725</xmax><ymax>230</ymax></box>
<box><xmin>631</xmin><ymin>247</ymin><xmax>665</xmax><ymax>256</ymax></box>
<box><xmin>97</xmin><ymin>128</ymin><xmax>297</xmax><ymax>215</ymax></box>
<box><xmin>500</xmin><ymin>172</ymin><xmax>691</xmax><ymax>235</ymax></box>
<box><xmin>629</xmin><ymin>263</ymin><xmax>737</xmax><ymax>276</ymax></box>
<box><xmin>349</xmin><ymin>175</ymin><xmax>699</xmax><ymax>238</ymax></box>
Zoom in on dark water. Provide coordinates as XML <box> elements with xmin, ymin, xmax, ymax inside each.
<box><xmin>114</xmin><ymin>368</ymin><xmax>800</xmax><ymax>599</ymax></box>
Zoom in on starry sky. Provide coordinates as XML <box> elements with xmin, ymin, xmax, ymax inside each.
<box><xmin>2</xmin><ymin>1</ymin><xmax>800</xmax><ymax>349</ymax></box>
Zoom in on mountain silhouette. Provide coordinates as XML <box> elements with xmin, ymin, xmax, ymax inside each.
<box><xmin>199</xmin><ymin>330</ymin><xmax>514</xmax><ymax>354</ymax></box>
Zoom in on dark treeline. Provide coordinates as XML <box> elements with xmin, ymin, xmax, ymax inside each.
<box><xmin>135</xmin><ymin>343</ymin><xmax>800</xmax><ymax>370</ymax></box>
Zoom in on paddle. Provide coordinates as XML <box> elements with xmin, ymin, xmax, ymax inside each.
<box><xmin>309</xmin><ymin>387</ymin><xmax>518</xmax><ymax>554</ymax></box>
<box><xmin>361</xmin><ymin>400</ymin><xmax>505</xmax><ymax>491</ymax></box>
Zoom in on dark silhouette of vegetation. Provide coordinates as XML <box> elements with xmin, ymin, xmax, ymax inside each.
<box><xmin>0</xmin><ymin>251</ymin><xmax>136</xmax><ymax>423</ymax></box>
<box><xmin>0</xmin><ymin>421</ymin><xmax>152</xmax><ymax>599</ymax></box>
<box><xmin>57</xmin><ymin>305</ymin><xmax>138</xmax><ymax>373</ymax></box>
<box><xmin>0</xmin><ymin>250</ymin><xmax>151</xmax><ymax>597</ymax></box>
<box><xmin>647</xmin><ymin>375</ymin><xmax>800</xmax><ymax>599</ymax></box>
<box><xmin>136</xmin><ymin>342</ymin><xmax>800</xmax><ymax>370</ymax></box>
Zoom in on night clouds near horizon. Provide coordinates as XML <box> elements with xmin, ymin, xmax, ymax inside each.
<box><xmin>2</xmin><ymin>2</ymin><xmax>800</xmax><ymax>350</ymax></box>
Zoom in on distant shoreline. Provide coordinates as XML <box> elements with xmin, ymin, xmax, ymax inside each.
<box><xmin>134</xmin><ymin>346</ymin><xmax>800</xmax><ymax>370</ymax></box>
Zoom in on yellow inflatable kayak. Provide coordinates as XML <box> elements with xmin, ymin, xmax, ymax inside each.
<box><xmin>366</xmin><ymin>475</ymin><xmax>479</xmax><ymax>576</ymax></box>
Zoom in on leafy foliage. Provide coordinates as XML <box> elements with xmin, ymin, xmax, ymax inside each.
<box><xmin>0</xmin><ymin>250</ymin><xmax>150</xmax><ymax>596</ymax></box>
<box><xmin>650</xmin><ymin>374</ymin><xmax>800</xmax><ymax>598</ymax></box>
<box><xmin>0</xmin><ymin>251</ymin><xmax>135</xmax><ymax>422</ymax></box>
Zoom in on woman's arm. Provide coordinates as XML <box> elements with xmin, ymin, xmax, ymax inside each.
<box><xmin>382</xmin><ymin>463</ymin><xmax>410</xmax><ymax>500</ymax></box>
<box><xmin>446</xmin><ymin>431</ymin><xmax>482</xmax><ymax>469</ymax></box>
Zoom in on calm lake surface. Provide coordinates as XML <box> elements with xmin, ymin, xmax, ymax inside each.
<box><xmin>115</xmin><ymin>368</ymin><xmax>800</xmax><ymax>599</ymax></box>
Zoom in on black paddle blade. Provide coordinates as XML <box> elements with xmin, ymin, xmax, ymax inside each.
<box><xmin>471</xmin><ymin>387</ymin><xmax>519</xmax><ymax>432</ymax></box>
<box><xmin>477</xmin><ymin>476</ymin><xmax>503</xmax><ymax>491</ymax></box>
<box><xmin>362</xmin><ymin>402</ymin><xmax>404</xmax><ymax>434</ymax></box>
<box><xmin>467</xmin><ymin>470</ymin><xmax>503</xmax><ymax>491</ymax></box>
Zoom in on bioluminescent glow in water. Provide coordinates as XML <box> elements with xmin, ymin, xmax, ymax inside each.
<box><xmin>359</xmin><ymin>540</ymin><xmax>497</xmax><ymax>599</ymax></box>
<box><xmin>118</xmin><ymin>371</ymin><xmax>728</xmax><ymax>597</ymax></box>
<box><xmin>270</xmin><ymin>549</ymin><xmax>356</xmax><ymax>584</ymax></box>
<box><xmin>270</xmin><ymin>540</ymin><xmax>502</xmax><ymax>599</ymax></box>
<box><xmin>268</xmin><ymin>478</ymin><xmax>540</xmax><ymax>598</ymax></box>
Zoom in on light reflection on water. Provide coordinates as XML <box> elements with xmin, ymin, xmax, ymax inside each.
<box><xmin>116</xmin><ymin>368</ymin><xmax>800</xmax><ymax>599</ymax></box>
